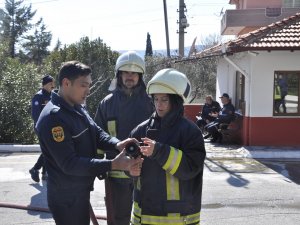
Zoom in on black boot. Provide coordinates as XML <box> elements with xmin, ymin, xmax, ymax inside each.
<box><xmin>29</xmin><ymin>168</ymin><xmax>40</xmax><ymax>182</ymax></box>
<box><xmin>218</xmin><ymin>133</ymin><xmax>223</xmax><ymax>143</ymax></box>
<box><xmin>204</xmin><ymin>133</ymin><xmax>211</xmax><ymax>139</ymax></box>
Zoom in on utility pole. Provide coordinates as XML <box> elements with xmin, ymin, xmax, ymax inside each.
<box><xmin>163</xmin><ymin>0</ymin><xmax>170</xmax><ymax>57</ymax></box>
<box><xmin>177</xmin><ymin>0</ymin><xmax>189</xmax><ymax>57</ymax></box>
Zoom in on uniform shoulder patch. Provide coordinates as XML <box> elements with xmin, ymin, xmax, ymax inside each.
<box><xmin>52</xmin><ymin>126</ymin><xmax>65</xmax><ymax>142</ymax></box>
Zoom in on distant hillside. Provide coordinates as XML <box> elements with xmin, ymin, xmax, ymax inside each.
<box><xmin>118</xmin><ymin>45</ymin><xmax>204</xmax><ymax>57</ymax></box>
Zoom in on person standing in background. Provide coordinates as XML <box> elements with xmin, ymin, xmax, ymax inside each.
<box><xmin>95</xmin><ymin>51</ymin><xmax>154</xmax><ymax>225</ymax></box>
<box><xmin>29</xmin><ymin>75</ymin><xmax>55</xmax><ymax>182</ymax></box>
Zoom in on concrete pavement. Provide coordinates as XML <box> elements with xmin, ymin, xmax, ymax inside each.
<box><xmin>1</xmin><ymin>148</ymin><xmax>300</xmax><ymax>225</ymax></box>
<box><xmin>2</xmin><ymin>142</ymin><xmax>300</xmax><ymax>159</ymax></box>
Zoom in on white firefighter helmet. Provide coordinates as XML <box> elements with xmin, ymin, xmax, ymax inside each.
<box><xmin>147</xmin><ymin>68</ymin><xmax>191</xmax><ymax>103</ymax></box>
<box><xmin>115</xmin><ymin>51</ymin><xmax>145</xmax><ymax>74</ymax></box>
<box><xmin>109</xmin><ymin>51</ymin><xmax>145</xmax><ymax>91</ymax></box>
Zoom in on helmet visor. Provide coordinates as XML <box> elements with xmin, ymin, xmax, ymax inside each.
<box><xmin>119</xmin><ymin>64</ymin><xmax>144</xmax><ymax>74</ymax></box>
<box><xmin>147</xmin><ymin>83</ymin><xmax>177</xmax><ymax>95</ymax></box>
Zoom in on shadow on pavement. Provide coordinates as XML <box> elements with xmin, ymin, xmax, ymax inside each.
<box><xmin>256</xmin><ymin>160</ymin><xmax>300</xmax><ymax>185</ymax></box>
<box><xmin>205</xmin><ymin>158</ymin><xmax>250</xmax><ymax>188</ymax></box>
<box><xmin>28</xmin><ymin>181</ymin><xmax>52</xmax><ymax>219</ymax></box>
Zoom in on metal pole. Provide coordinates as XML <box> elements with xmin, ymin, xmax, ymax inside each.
<box><xmin>178</xmin><ymin>0</ymin><xmax>185</xmax><ymax>57</ymax></box>
<box><xmin>163</xmin><ymin>0</ymin><xmax>171</xmax><ymax>57</ymax></box>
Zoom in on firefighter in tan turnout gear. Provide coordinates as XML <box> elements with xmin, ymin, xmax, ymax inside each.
<box><xmin>95</xmin><ymin>51</ymin><xmax>154</xmax><ymax>225</ymax></box>
<box><xmin>129</xmin><ymin>68</ymin><xmax>206</xmax><ymax>225</ymax></box>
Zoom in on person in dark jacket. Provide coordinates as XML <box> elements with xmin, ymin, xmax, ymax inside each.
<box><xmin>29</xmin><ymin>74</ymin><xmax>55</xmax><ymax>182</ymax></box>
<box><xmin>95</xmin><ymin>51</ymin><xmax>154</xmax><ymax>225</ymax></box>
<box><xmin>36</xmin><ymin>61</ymin><xmax>143</xmax><ymax>225</ymax></box>
<box><xmin>205</xmin><ymin>93</ymin><xmax>235</xmax><ymax>143</ymax></box>
<box><xmin>129</xmin><ymin>68</ymin><xmax>206</xmax><ymax>225</ymax></box>
<box><xmin>196</xmin><ymin>95</ymin><xmax>221</xmax><ymax>131</ymax></box>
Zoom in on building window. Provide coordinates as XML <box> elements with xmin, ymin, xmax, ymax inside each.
<box><xmin>273</xmin><ymin>71</ymin><xmax>300</xmax><ymax>115</ymax></box>
<box><xmin>283</xmin><ymin>0</ymin><xmax>300</xmax><ymax>7</ymax></box>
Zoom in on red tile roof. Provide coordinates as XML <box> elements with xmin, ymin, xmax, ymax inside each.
<box><xmin>196</xmin><ymin>12</ymin><xmax>300</xmax><ymax>58</ymax></box>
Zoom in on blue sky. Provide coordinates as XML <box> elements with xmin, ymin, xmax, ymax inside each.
<box><xmin>1</xmin><ymin>0</ymin><xmax>235</xmax><ymax>51</ymax></box>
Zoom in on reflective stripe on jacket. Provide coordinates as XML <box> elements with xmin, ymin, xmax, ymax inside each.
<box><xmin>131</xmin><ymin>201</ymin><xmax>200</xmax><ymax>225</ymax></box>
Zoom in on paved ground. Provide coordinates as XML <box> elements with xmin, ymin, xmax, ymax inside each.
<box><xmin>0</xmin><ymin>142</ymin><xmax>300</xmax><ymax>225</ymax></box>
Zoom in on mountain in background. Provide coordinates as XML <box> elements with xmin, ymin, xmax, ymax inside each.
<box><xmin>118</xmin><ymin>45</ymin><xmax>204</xmax><ymax>57</ymax></box>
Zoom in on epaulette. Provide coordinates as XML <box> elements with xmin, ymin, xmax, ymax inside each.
<box><xmin>50</xmin><ymin>106</ymin><xmax>61</xmax><ymax>115</ymax></box>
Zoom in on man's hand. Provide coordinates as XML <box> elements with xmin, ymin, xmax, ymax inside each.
<box><xmin>111</xmin><ymin>150</ymin><xmax>143</xmax><ymax>171</ymax></box>
<box><xmin>116</xmin><ymin>138</ymin><xmax>139</xmax><ymax>152</ymax></box>
<box><xmin>129</xmin><ymin>156</ymin><xmax>143</xmax><ymax>177</ymax></box>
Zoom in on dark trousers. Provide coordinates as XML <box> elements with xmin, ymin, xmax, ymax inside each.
<box><xmin>48</xmin><ymin>188</ymin><xmax>90</xmax><ymax>225</ymax></box>
<box><xmin>206</xmin><ymin>122</ymin><xmax>222</xmax><ymax>140</ymax></box>
<box><xmin>105</xmin><ymin>177</ymin><xmax>133</xmax><ymax>225</ymax></box>
<box><xmin>196</xmin><ymin>118</ymin><xmax>206</xmax><ymax>128</ymax></box>
<box><xmin>33</xmin><ymin>154</ymin><xmax>46</xmax><ymax>174</ymax></box>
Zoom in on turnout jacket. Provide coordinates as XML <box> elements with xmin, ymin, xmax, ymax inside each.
<box><xmin>95</xmin><ymin>85</ymin><xmax>153</xmax><ymax>159</ymax></box>
<box><xmin>130</xmin><ymin>106</ymin><xmax>206</xmax><ymax>224</ymax></box>
<box><xmin>36</xmin><ymin>91</ymin><xmax>119</xmax><ymax>191</ymax></box>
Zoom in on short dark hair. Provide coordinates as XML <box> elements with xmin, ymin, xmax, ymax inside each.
<box><xmin>58</xmin><ymin>61</ymin><xmax>91</xmax><ymax>86</ymax></box>
<box><xmin>42</xmin><ymin>74</ymin><xmax>54</xmax><ymax>86</ymax></box>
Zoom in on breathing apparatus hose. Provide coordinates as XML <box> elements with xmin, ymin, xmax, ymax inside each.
<box><xmin>0</xmin><ymin>202</ymin><xmax>106</xmax><ymax>225</ymax></box>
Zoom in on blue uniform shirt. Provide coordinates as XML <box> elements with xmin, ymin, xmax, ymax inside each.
<box><xmin>31</xmin><ymin>88</ymin><xmax>51</xmax><ymax>125</ymax></box>
<box><xmin>36</xmin><ymin>91</ymin><xmax>120</xmax><ymax>191</ymax></box>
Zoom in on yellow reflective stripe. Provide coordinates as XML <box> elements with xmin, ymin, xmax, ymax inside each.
<box><xmin>108</xmin><ymin>171</ymin><xmax>129</xmax><ymax>178</ymax></box>
<box><xmin>133</xmin><ymin>201</ymin><xmax>142</xmax><ymax>216</ymax></box>
<box><xmin>162</xmin><ymin>147</ymin><xmax>183</xmax><ymax>175</ymax></box>
<box><xmin>107</xmin><ymin>120</ymin><xmax>116</xmax><ymax>137</ymax></box>
<box><xmin>131</xmin><ymin>215</ymin><xmax>141</xmax><ymax>225</ymax></box>
<box><xmin>132</xmin><ymin>201</ymin><xmax>200</xmax><ymax>225</ymax></box>
<box><xmin>97</xmin><ymin>149</ymin><xmax>104</xmax><ymax>155</ymax></box>
<box><xmin>166</xmin><ymin>172</ymin><xmax>180</xmax><ymax>200</ymax></box>
<box><xmin>131</xmin><ymin>202</ymin><xmax>142</xmax><ymax>225</ymax></box>
<box><xmin>163</xmin><ymin>147</ymin><xmax>175</xmax><ymax>171</ymax></box>
<box><xmin>170</xmin><ymin>150</ymin><xmax>182</xmax><ymax>175</ymax></box>
<box><xmin>275</xmin><ymin>86</ymin><xmax>281</xmax><ymax>99</ymax></box>
<box><xmin>137</xmin><ymin>177</ymin><xmax>141</xmax><ymax>190</ymax></box>
<box><xmin>141</xmin><ymin>212</ymin><xmax>200</xmax><ymax>225</ymax></box>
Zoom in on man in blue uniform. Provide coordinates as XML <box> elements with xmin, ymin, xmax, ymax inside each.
<box><xmin>205</xmin><ymin>93</ymin><xmax>235</xmax><ymax>143</ymax></box>
<box><xmin>29</xmin><ymin>75</ymin><xmax>55</xmax><ymax>182</ymax></box>
<box><xmin>36</xmin><ymin>61</ymin><xmax>143</xmax><ymax>225</ymax></box>
<box><xmin>95</xmin><ymin>51</ymin><xmax>154</xmax><ymax>225</ymax></box>
<box><xmin>196</xmin><ymin>95</ymin><xmax>221</xmax><ymax>131</ymax></box>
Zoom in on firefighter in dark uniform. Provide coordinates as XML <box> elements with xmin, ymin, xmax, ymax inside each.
<box><xmin>205</xmin><ymin>93</ymin><xmax>235</xmax><ymax>143</ymax></box>
<box><xmin>29</xmin><ymin>74</ymin><xmax>55</xmax><ymax>182</ymax></box>
<box><xmin>129</xmin><ymin>68</ymin><xmax>206</xmax><ymax>225</ymax></box>
<box><xmin>35</xmin><ymin>61</ymin><xmax>143</xmax><ymax>225</ymax></box>
<box><xmin>94</xmin><ymin>51</ymin><xmax>154</xmax><ymax>225</ymax></box>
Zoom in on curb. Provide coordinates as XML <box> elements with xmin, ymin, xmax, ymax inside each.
<box><xmin>0</xmin><ymin>144</ymin><xmax>41</xmax><ymax>153</ymax></box>
<box><xmin>1</xmin><ymin>144</ymin><xmax>300</xmax><ymax>159</ymax></box>
<box><xmin>242</xmin><ymin>149</ymin><xmax>300</xmax><ymax>159</ymax></box>
<box><xmin>205</xmin><ymin>143</ymin><xmax>300</xmax><ymax>159</ymax></box>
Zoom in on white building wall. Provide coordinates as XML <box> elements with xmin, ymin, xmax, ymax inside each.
<box><xmin>251</xmin><ymin>51</ymin><xmax>300</xmax><ymax>117</ymax></box>
<box><xmin>217</xmin><ymin>52</ymin><xmax>251</xmax><ymax>113</ymax></box>
<box><xmin>217</xmin><ymin>51</ymin><xmax>300</xmax><ymax>117</ymax></box>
